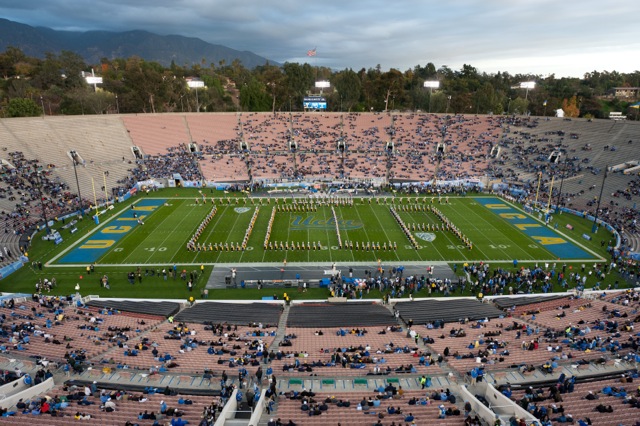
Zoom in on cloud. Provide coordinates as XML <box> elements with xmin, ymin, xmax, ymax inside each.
<box><xmin>0</xmin><ymin>0</ymin><xmax>637</xmax><ymax>76</ymax></box>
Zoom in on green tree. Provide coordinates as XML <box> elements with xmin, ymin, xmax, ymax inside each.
<box><xmin>332</xmin><ymin>69</ymin><xmax>361</xmax><ymax>112</ymax></box>
<box><xmin>257</xmin><ymin>64</ymin><xmax>286</xmax><ymax>113</ymax></box>
<box><xmin>380</xmin><ymin>68</ymin><xmax>405</xmax><ymax>111</ymax></box>
<box><xmin>475</xmin><ymin>82</ymin><xmax>502</xmax><ymax>114</ymax></box>
<box><xmin>0</xmin><ymin>46</ymin><xmax>27</xmax><ymax>78</ymax></box>
<box><xmin>429</xmin><ymin>91</ymin><xmax>447</xmax><ymax>113</ymax></box>
<box><xmin>5</xmin><ymin>78</ymin><xmax>35</xmax><ymax>99</ymax></box>
<box><xmin>6</xmin><ymin>97</ymin><xmax>41</xmax><ymax>117</ymax></box>
<box><xmin>239</xmin><ymin>78</ymin><xmax>270</xmax><ymax>112</ymax></box>
<box><xmin>283</xmin><ymin>62</ymin><xmax>315</xmax><ymax>105</ymax></box>
<box><xmin>509</xmin><ymin>97</ymin><xmax>528</xmax><ymax>115</ymax></box>
<box><xmin>57</xmin><ymin>50</ymin><xmax>87</xmax><ymax>89</ymax></box>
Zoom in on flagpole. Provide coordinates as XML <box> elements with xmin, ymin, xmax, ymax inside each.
<box><xmin>314</xmin><ymin>47</ymin><xmax>318</xmax><ymax>82</ymax></box>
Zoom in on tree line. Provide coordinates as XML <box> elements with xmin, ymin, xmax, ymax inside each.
<box><xmin>0</xmin><ymin>46</ymin><xmax>638</xmax><ymax>119</ymax></box>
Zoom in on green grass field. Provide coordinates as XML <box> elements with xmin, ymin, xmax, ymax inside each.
<box><xmin>49</xmin><ymin>192</ymin><xmax>602</xmax><ymax>265</ymax></box>
<box><xmin>0</xmin><ymin>188</ymin><xmax>619</xmax><ymax>299</ymax></box>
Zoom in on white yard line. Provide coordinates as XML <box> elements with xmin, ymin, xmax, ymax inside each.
<box><xmin>367</xmin><ymin>205</ymin><xmax>401</xmax><ymax>262</ymax></box>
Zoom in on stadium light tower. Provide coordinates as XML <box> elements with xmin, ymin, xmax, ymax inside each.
<box><xmin>315</xmin><ymin>80</ymin><xmax>330</xmax><ymax>95</ymax></box>
<box><xmin>33</xmin><ymin>164</ymin><xmax>51</xmax><ymax>235</ymax></box>
<box><xmin>592</xmin><ymin>165</ymin><xmax>608</xmax><ymax>233</ymax></box>
<box><xmin>187</xmin><ymin>78</ymin><xmax>205</xmax><ymax>112</ymax></box>
<box><xmin>555</xmin><ymin>156</ymin><xmax>568</xmax><ymax>211</ymax></box>
<box><xmin>520</xmin><ymin>81</ymin><xmax>536</xmax><ymax>102</ymax></box>
<box><xmin>70</xmin><ymin>151</ymin><xmax>83</xmax><ymax>215</ymax></box>
<box><xmin>84</xmin><ymin>69</ymin><xmax>103</xmax><ymax>92</ymax></box>
<box><xmin>424</xmin><ymin>81</ymin><xmax>440</xmax><ymax>113</ymax></box>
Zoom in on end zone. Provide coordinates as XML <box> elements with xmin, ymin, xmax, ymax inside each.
<box><xmin>57</xmin><ymin>199</ymin><xmax>166</xmax><ymax>264</ymax></box>
<box><xmin>475</xmin><ymin>197</ymin><xmax>598</xmax><ymax>260</ymax></box>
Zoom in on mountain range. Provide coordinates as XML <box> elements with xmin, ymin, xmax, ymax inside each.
<box><xmin>0</xmin><ymin>18</ymin><xmax>278</xmax><ymax>69</ymax></box>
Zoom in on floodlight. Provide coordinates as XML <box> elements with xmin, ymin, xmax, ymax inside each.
<box><xmin>519</xmin><ymin>82</ymin><xmax>536</xmax><ymax>89</ymax></box>
<box><xmin>187</xmin><ymin>80</ymin><xmax>205</xmax><ymax>89</ymax></box>
<box><xmin>424</xmin><ymin>81</ymin><xmax>440</xmax><ymax>113</ymax></box>
<box><xmin>315</xmin><ymin>81</ymin><xmax>331</xmax><ymax>89</ymax></box>
<box><xmin>85</xmin><ymin>76</ymin><xmax>103</xmax><ymax>85</ymax></box>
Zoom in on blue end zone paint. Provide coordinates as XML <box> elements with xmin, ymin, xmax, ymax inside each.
<box><xmin>59</xmin><ymin>199</ymin><xmax>165</xmax><ymax>264</ymax></box>
<box><xmin>475</xmin><ymin>197</ymin><xmax>593</xmax><ymax>259</ymax></box>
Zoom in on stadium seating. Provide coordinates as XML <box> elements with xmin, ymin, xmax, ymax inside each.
<box><xmin>0</xmin><ymin>382</ymin><xmax>219</xmax><ymax>425</ymax></box>
<box><xmin>508</xmin><ymin>377</ymin><xmax>640</xmax><ymax>426</ymax></box>
<box><xmin>271</xmin><ymin>389</ymin><xmax>464</xmax><ymax>426</ymax></box>
<box><xmin>0</xmin><ymin>292</ymin><xmax>637</xmax><ymax>425</ymax></box>
<box><xmin>185</xmin><ymin>113</ymin><xmax>240</xmax><ymax>148</ymax></box>
<box><xmin>102</xmin><ymin>322</ymin><xmax>276</xmax><ymax>375</ymax></box>
<box><xmin>0</xmin><ymin>297</ymin><xmax>164</xmax><ymax>364</ymax></box>
<box><xmin>1</xmin><ymin>111</ymin><xmax>639</xmax><ymax>426</ymax></box>
<box><xmin>269</xmin><ymin>326</ymin><xmax>445</xmax><ymax>377</ymax></box>
<box><xmin>121</xmin><ymin>115</ymin><xmax>190</xmax><ymax>156</ymax></box>
<box><xmin>0</xmin><ymin>112</ymin><xmax>637</xmax><ymax>235</ymax></box>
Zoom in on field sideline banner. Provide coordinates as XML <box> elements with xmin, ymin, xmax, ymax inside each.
<box><xmin>394</xmin><ymin>179</ymin><xmax>484</xmax><ymax>188</ymax></box>
<box><xmin>0</xmin><ymin>257</ymin><xmax>28</xmax><ymax>280</ymax></box>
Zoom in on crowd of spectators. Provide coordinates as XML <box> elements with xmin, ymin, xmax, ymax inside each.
<box><xmin>2</xmin><ymin>379</ymin><xmax>225</xmax><ymax>425</ymax></box>
<box><xmin>125</xmin><ymin>144</ymin><xmax>204</xmax><ymax>183</ymax></box>
<box><xmin>0</xmin><ymin>151</ymin><xmax>83</xmax><ymax>236</ymax></box>
<box><xmin>491</xmin><ymin>116</ymin><xmax>640</xmax><ymax>242</ymax></box>
<box><xmin>462</xmin><ymin>259</ymin><xmax>638</xmax><ymax>296</ymax></box>
<box><xmin>0</xmin><ymin>113</ymin><xmax>635</xmax><ymax>248</ymax></box>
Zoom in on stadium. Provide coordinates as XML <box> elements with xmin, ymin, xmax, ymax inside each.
<box><xmin>0</xmin><ymin>110</ymin><xmax>638</xmax><ymax>426</ymax></box>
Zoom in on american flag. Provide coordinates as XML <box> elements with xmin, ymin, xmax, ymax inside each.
<box><xmin>307</xmin><ymin>48</ymin><xmax>317</xmax><ymax>57</ymax></box>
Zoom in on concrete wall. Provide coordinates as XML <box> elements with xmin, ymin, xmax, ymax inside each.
<box><xmin>214</xmin><ymin>389</ymin><xmax>238</xmax><ymax>426</ymax></box>
<box><xmin>0</xmin><ymin>377</ymin><xmax>55</xmax><ymax>411</ymax></box>
<box><xmin>456</xmin><ymin>383</ymin><xmax>503</xmax><ymax>425</ymax></box>
<box><xmin>468</xmin><ymin>381</ymin><xmax>538</xmax><ymax>425</ymax></box>
<box><xmin>248</xmin><ymin>389</ymin><xmax>268</xmax><ymax>426</ymax></box>
<box><xmin>0</xmin><ymin>377</ymin><xmax>30</xmax><ymax>402</ymax></box>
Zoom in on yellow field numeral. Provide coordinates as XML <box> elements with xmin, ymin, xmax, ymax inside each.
<box><xmin>103</xmin><ymin>225</ymin><xmax>132</xmax><ymax>233</ymax></box>
<box><xmin>500</xmin><ymin>213</ymin><xmax>526</xmax><ymax>219</ymax></box>
<box><xmin>515</xmin><ymin>224</ymin><xmax>541</xmax><ymax>230</ymax></box>
<box><xmin>532</xmin><ymin>236</ymin><xmax>566</xmax><ymax>245</ymax></box>
<box><xmin>80</xmin><ymin>240</ymin><xmax>115</xmax><ymax>249</ymax></box>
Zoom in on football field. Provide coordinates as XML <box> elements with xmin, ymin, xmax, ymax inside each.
<box><xmin>51</xmin><ymin>194</ymin><xmax>600</xmax><ymax>266</ymax></box>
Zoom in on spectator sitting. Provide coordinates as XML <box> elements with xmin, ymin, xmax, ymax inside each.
<box><xmin>595</xmin><ymin>404</ymin><xmax>613</xmax><ymax>413</ymax></box>
<box><xmin>552</xmin><ymin>413</ymin><xmax>574</xmax><ymax>423</ymax></box>
<box><xmin>438</xmin><ymin>404</ymin><xmax>447</xmax><ymax>419</ymax></box>
<box><xmin>103</xmin><ymin>398</ymin><xmax>116</xmax><ymax>412</ymax></box>
<box><xmin>584</xmin><ymin>391</ymin><xmax>598</xmax><ymax>400</ymax></box>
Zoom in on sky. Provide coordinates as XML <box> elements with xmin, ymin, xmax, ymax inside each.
<box><xmin>0</xmin><ymin>0</ymin><xmax>638</xmax><ymax>77</ymax></box>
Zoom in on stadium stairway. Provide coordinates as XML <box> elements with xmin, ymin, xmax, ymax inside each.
<box><xmin>266</xmin><ymin>303</ymin><xmax>291</xmax><ymax>351</ymax></box>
